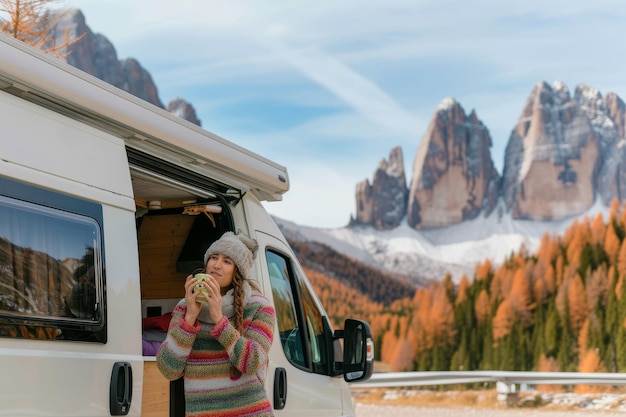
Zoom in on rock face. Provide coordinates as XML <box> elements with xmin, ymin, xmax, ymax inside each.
<box><xmin>355</xmin><ymin>147</ymin><xmax>407</xmax><ymax>230</ymax></box>
<box><xmin>406</xmin><ymin>98</ymin><xmax>500</xmax><ymax>229</ymax></box>
<box><xmin>168</xmin><ymin>98</ymin><xmax>202</xmax><ymax>126</ymax></box>
<box><xmin>502</xmin><ymin>81</ymin><xmax>600</xmax><ymax>219</ymax></box>
<box><xmin>584</xmin><ymin>88</ymin><xmax>626</xmax><ymax>206</ymax></box>
<box><xmin>50</xmin><ymin>8</ymin><xmax>200</xmax><ymax>126</ymax></box>
<box><xmin>502</xmin><ymin>81</ymin><xmax>626</xmax><ymax>220</ymax></box>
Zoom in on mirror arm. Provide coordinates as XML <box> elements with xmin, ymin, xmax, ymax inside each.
<box><xmin>324</xmin><ymin>317</ymin><xmax>344</xmax><ymax>377</ymax></box>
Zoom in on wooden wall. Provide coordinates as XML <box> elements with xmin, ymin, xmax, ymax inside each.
<box><xmin>138</xmin><ymin>215</ymin><xmax>195</xmax><ymax>300</ymax></box>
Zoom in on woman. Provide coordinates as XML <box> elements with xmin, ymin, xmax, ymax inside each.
<box><xmin>157</xmin><ymin>231</ymin><xmax>276</xmax><ymax>416</ymax></box>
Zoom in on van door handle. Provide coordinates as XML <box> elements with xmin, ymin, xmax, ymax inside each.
<box><xmin>110</xmin><ymin>362</ymin><xmax>133</xmax><ymax>415</ymax></box>
<box><xmin>273</xmin><ymin>367</ymin><xmax>287</xmax><ymax>410</ymax></box>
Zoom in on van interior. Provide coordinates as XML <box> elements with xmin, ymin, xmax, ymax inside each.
<box><xmin>129</xmin><ymin>148</ymin><xmax>237</xmax><ymax>417</ymax></box>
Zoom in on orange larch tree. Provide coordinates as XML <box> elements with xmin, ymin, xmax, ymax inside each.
<box><xmin>475</xmin><ymin>259</ymin><xmax>493</xmax><ymax>282</ymax></box>
<box><xmin>509</xmin><ymin>268</ymin><xmax>534</xmax><ymax>327</ymax></box>
<box><xmin>567</xmin><ymin>274</ymin><xmax>589</xmax><ymax>335</ymax></box>
<box><xmin>474</xmin><ymin>289</ymin><xmax>490</xmax><ymax>327</ymax></box>
<box><xmin>492</xmin><ymin>300</ymin><xmax>515</xmax><ymax>342</ymax></box>
<box><xmin>575</xmin><ymin>348</ymin><xmax>607</xmax><ymax>393</ymax></box>
<box><xmin>424</xmin><ymin>284</ymin><xmax>456</xmax><ymax>350</ymax></box>
<box><xmin>0</xmin><ymin>0</ymin><xmax>83</xmax><ymax>57</ymax></box>
<box><xmin>609</xmin><ymin>197</ymin><xmax>621</xmax><ymax>223</ymax></box>
<box><xmin>455</xmin><ymin>274</ymin><xmax>469</xmax><ymax>305</ymax></box>
<box><xmin>586</xmin><ymin>265</ymin><xmax>609</xmax><ymax>312</ymax></box>
<box><xmin>617</xmin><ymin>238</ymin><xmax>626</xmax><ymax>278</ymax></box>
<box><xmin>591</xmin><ymin>212</ymin><xmax>606</xmax><ymax>246</ymax></box>
<box><xmin>605</xmin><ymin>222</ymin><xmax>621</xmax><ymax>262</ymax></box>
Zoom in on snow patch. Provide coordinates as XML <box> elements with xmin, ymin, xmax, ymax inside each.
<box><xmin>276</xmin><ymin>196</ymin><xmax>610</xmax><ymax>284</ymax></box>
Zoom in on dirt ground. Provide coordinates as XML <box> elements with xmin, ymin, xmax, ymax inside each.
<box><xmin>354</xmin><ymin>404</ymin><xmax>626</xmax><ymax>417</ymax></box>
<box><xmin>352</xmin><ymin>388</ymin><xmax>626</xmax><ymax>416</ymax></box>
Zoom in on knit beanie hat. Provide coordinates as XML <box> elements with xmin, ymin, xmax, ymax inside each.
<box><xmin>203</xmin><ymin>231</ymin><xmax>258</xmax><ymax>279</ymax></box>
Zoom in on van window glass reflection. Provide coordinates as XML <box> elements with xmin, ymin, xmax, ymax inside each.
<box><xmin>0</xmin><ymin>195</ymin><xmax>101</xmax><ymax>334</ymax></box>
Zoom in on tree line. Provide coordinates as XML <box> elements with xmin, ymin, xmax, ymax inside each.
<box><xmin>309</xmin><ymin>199</ymin><xmax>626</xmax><ymax>376</ymax></box>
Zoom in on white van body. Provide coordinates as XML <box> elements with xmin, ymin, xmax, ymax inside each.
<box><xmin>0</xmin><ymin>34</ymin><xmax>372</xmax><ymax>417</ymax></box>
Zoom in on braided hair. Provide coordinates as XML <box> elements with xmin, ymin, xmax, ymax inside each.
<box><xmin>232</xmin><ymin>267</ymin><xmax>261</xmax><ymax>334</ymax></box>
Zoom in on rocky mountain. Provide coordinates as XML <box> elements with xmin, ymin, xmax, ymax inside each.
<box><xmin>503</xmin><ymin>81</ymin><xmax>599</xmax><ymax>220</ymax></box>
<box><xmin>357</xmin><ymin>81</ymin><xmax>626</xmax><ymax>231</ymax></box>
<box><xmin>354</xmin><ymin>146</ymin><xmax>408</xmax><ymax>230</ymax></box>
<box><xmin>406</xmin><ymin>98</ymin><xmax>500</xmax><ymax>229</ymax></box>
<box><xmin>50</xmin><ymin>8</ymin><xmax>201</xmax><ymax>126</ymax></box>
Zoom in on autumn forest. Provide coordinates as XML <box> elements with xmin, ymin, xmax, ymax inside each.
<box><xmin>303</xmin><ymin>199</ymin><xmax>626</xmax><ymax>375</ymax></box>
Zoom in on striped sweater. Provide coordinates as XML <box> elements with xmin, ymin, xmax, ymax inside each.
<box><xmin>156</xmin><ymin>288</ymin><xmax>276</xmax><ymax>417</ymax></box>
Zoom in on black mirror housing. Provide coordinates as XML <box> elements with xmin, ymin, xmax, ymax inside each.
<box><xmin>342</xmin><ymin>318</ymin><xmax>374</xmax><ymax>382</ymax></box>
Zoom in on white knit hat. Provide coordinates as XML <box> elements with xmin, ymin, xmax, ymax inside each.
<box><xmin>203</xmin><ymin>231</ymin><xmax>258</xmax><ymax>279</ymax></box>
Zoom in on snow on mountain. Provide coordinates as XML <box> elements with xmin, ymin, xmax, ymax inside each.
<box><xmin>275</xmin><ymin>197</ymin><xmax>609</xmax><ymax>284</ymax></box>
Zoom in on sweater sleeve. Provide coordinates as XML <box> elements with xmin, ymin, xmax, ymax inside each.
<box><xmin>156</xmin><ymin>301</ymin><xmax>200</xmax><ymax>381</ymax></box>
<box><xmin>210</xmin><ymin>294</ymin><xmax>275</xmax><ymax>376</ymax></box>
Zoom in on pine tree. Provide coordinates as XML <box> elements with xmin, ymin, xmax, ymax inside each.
<box><xmin>556</xmin><ymin>303</ymin><xmax>577</xmax><ymax>372</ymax></box>
<box><xmin>479</xmin><ymin>319</ymin><xmax>495</xmax><ymax>370</ymax></box>
<box><xmin>605</xmin><ymin>280</ymin><xmax>620</xmax><ymax>371</ymax></box>
<box><xmin>449</xmin><ymin>328</ymin><xmax>470</xmax><ymax>371</ymax></box>
<box><xmin>615</xmin><ymin>317</ymin><xmax>626</xmax><ymax>372</ymax></box>
<box><xmin>543</xmin><ymin>300</ymin><xmax>560</xmax><ymax>358</ymax></box>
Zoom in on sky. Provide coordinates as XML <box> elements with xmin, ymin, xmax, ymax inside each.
<box><xmin>57</xmin><ymin>0</ymin><xmax>626</xmax><ymax>228</ymax></box>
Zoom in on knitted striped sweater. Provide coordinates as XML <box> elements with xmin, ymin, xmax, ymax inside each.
<box><xmin>156</xmin><ymin>288</ymin><xmax>276</xmax><ymax>417</ymax></box>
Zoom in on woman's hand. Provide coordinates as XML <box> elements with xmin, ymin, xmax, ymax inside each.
<box><xmin>183</xmin><ymin>275</ymin><xmax>202</xmax><ymax>326</ymax></box>
<box><xmin>183</xmin><ymin>274</ymin><xmax>224</xmax><ymax>325</ymax></box>
<box><xmin>200</xmin><ymin>274</ymin><xmax>224</xmax><ymax>324</ymax></box>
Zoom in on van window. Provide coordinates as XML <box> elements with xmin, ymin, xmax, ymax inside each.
<box><xmin>0</xmin><ymin>180</ymin><xmax>105</xmax><ymax>343</ymax></box>
<box><xmin>266</xmin><ymin>250</ymin><xmax>329</xmax><ymax>374</ymax></box>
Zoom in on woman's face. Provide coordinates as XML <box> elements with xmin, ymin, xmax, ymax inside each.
<box><xmin>206</xmin><ymin>253</ymin><xmax>235</xmax><ymax>291</ymax></box>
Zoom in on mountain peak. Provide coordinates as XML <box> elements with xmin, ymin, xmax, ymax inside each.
<box><xmin>406</xmin><ymin>99</ymin><xmax>500</xmax><ymax>229</ymax></box>
<box><xmin>437</xmin><ymin>97</ymin><xmax>458</xmax><ymax>112</ymax></box>
<box><xmin>52</xmin><ymin>8</ymin><xmax>201</xmax><ymax>125</ymax></box>
<box><xmin>354</xmin><ymin>146</ymin><xmax>408</xmax><ymax>230</ymax></box>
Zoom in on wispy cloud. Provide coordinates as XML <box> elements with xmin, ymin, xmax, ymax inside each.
<box><xmin>261</xmin><ymin>41</ymin><xmax>420</xmax><ymax>139</ymax></box>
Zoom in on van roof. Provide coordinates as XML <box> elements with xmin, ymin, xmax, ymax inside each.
<box><xmin>0</xmin><ymin>33</ymin><xmax>289</xmax><ymax>202</ymax></box>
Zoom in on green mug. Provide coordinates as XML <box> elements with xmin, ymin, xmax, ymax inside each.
<box><xmin>193</xmin><ymin>273</ymin><xmax>212</xmax><ymax>302</ymax></box>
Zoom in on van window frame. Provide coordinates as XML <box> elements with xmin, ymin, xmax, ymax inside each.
<box><xmin>266</xmin><ymin>248</ymin><xmax>331</xmax><ymax>375</ymax></box>
<box><xmin>0</xmin><ymin>177</ymin><xmax>107</xmax><ymax>343</ymax></box>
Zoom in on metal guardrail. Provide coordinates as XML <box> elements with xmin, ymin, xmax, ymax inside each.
<box><xmin>350</xmin><ymin>371</ymin><xmax>626</xmax><ymax>390</ymax></box>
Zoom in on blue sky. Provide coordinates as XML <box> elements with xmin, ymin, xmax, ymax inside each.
<box><xmin>61</xmin><ymin>0</ymin><xmax>626</xmax><ymax>228</ymax></box>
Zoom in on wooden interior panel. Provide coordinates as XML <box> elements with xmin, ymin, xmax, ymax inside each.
<box><xmin>138</xmin><ymin>214</ymin><xmax>195</xmax><ymax>299</ymax></box>
<box><xmin>141</xmin><ymin>361</ymin><xmax>169</xmax><ymax>417</ymax></box>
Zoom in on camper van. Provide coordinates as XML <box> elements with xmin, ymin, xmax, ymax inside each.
<box><xmin>0</xmin><ymin>33</ymin><xmax>373</xmax><ymax>416</ymax></box>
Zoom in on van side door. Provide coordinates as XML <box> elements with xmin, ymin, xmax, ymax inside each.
<box><xmin>255</xmin><ymin>231</ymin><xmax>352</xmax><ymax>416</ymax></box>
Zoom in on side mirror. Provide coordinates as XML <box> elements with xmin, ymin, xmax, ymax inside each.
<box><xmin>342</xmin><ymin>318</ymin><xmax>374</xmax><ymax>382</ymax></box>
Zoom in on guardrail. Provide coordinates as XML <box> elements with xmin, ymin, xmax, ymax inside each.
<box><xmin>350</xmin><ymin>371</ymin><xmax>626</xmax><ymax>393</ymax></box>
